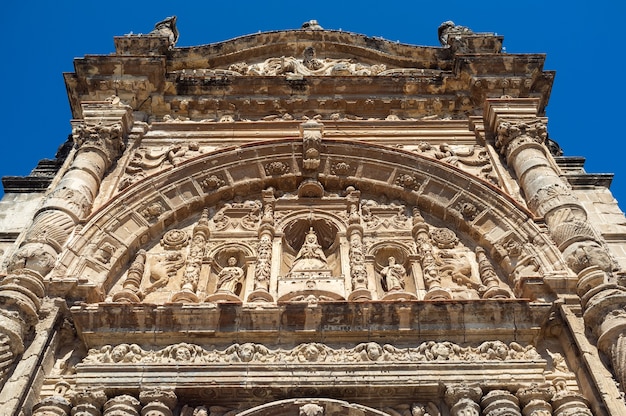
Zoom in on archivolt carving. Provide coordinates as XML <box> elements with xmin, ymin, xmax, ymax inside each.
<box><xmin>58</xmin><ymin>140</ymin><xmax>564</xmax><ymax>303</ymax></box>
<box><xmin>84</xmin><ymin>340</ymin><xmax>541</xmax><ymax>365</ymax></box>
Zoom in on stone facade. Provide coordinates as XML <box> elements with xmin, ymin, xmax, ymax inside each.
<box><xmin>0</xmin><ymin>18</ymin><xmax>625</xmax><ymax>416</ymax></box>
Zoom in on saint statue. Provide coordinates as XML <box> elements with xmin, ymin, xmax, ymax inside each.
<box><xmin>380</xmin><ymin>256</ymin><xmax>406</xmax><ymax>292</ymax></box>
<box><xmin>290</xmin><ymin>228</ymin><xmax>328</xmax><ymax>272</ymax></box>
<box><xmin>216</xmin><ymin>257</ymin><xmax>244</xmax><ymax>294</ymax></box>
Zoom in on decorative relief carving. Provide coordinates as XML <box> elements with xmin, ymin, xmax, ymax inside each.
<box><xmin>72</xmin><ymin>122</ymin><xmax>125</xmax><ymax>167</ymax></box>
<box><xmin>395</xmin><ymin>173</ymin><xmax>420</xmax><ymax>190</ymax></box>
<box><xmin>495</xmin><ymin>120</ymin><xmax>547</xmax><ymax>160</ymax></box>
<box><xmin>119</xmin><ymin>142</ymin><xmax>202</xmax><ymax>190</ymax></box>
<box><xmin>85</xmin><ymin>340</ymin><xmax>541</xmax><ymax>365</ymax></box>
<box><xmin>301</xmin><ymin>121</ymin><xmax>323</xmax><ymax>170</ymax></box>
<box><xmin>412</xmin><ymin>143</ymin><xmax>498</xmax><ymax>185</ymax></box>
<box><xmin>220</xmin><ymin>48</ymin><xmax>388</xmax><ymax>77</ymax></box>
<box><xmin>200</xmin><ymin>174</ymin><xmax>226</xmax><ymax>191</ymax></box>
<box><xmin>141</xmin><ymin>201</ymin><xmax>166</xmax><ymax>222</ymax></box>
<box><xmin>264</xmin><ymin>161</ymin><xmax>290</xmax><ymax>176</ymax></box>
<box><xmin>331</xmin><ymin>161</ymin><xmax>352</xmax><ymax>176</ymax></box>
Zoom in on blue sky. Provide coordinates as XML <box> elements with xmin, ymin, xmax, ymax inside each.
<box><xmin>3</xmin><ymin>1</ymin><xmax>625</xmax><ymax>211</ymax></box>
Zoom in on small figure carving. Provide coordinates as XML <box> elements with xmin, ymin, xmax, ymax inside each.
<box><xmin>149</xmin><ymin>16</ymin><xmax>179</xmax><ymax>46</ymax></box>
<box><xmin>380</xmin><ymin>256</ymin><xmax>406</xmax><ymax>292</ymax></box>
<box><xmin>216</xmin><ymin>257</ymin><xmax>245</xmax><ymax>294</ymax></box>
<box><xmin>437</xmin><ymin>21</ymin><xmax>473</xmax><ymax>46</ymax></box>
<box><xmin>301</xmin><ymin>20</ymin><xmax>323</xmax><ymax>30</ymax></box>
<box><xmin>290</xmin><ymin>228</ymin><xmax>328</xmax><ymax>272</ymax></box>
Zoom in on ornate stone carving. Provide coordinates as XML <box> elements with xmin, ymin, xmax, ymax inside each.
<box><xmin>224</xmin><ymin>53</ymin><xmax>387</xmax><ymax>77</ymax></box>
<box><xmin>32</xmin><ymin>396</ymin><xmax>72</xmax><ymax>416</ymax></box>
<box><xmin>481</xmin><ymin>390</ymin><xmax>521</xmax><ymax>416</ymax></box>
<box><xmin>395</xmin><ymin>173</ymin><xmax>420</xmax><ymax>190</ymax></box>
<box><xmin>103</xmin><ymin>395</ymin><xmax>141</xmax><ymax>416</ymax></box>
<box><xmin>85</xmin><ymin>340</ymin><xmax>541</xmax><ymax>365</ymax></box>
<box><xmin>517</xmin><ymin>384</ymin><xmax>554</xmax><ymax>416</ymax></box>
<box><xmin>72</xmin><ymin>387</ymin><xmax>108</xmax><ymax>416</ymax></box>
<box><xmin>445</xmin><ymin>384</ymin><xmax>482</xmax><ymax>416</ymax></box>
<box><xmin>380</xmin><ymin>256</ymin><xmax>406</xmax><ymax>292</ymax></box>
<box><xmin>140</xmin><ymin>202</ymin><xmax>165</xmax><ymax>222</ymax></box>
<box><xmin>200</xmin><ymin>174</ymin><xmax>226</xmax><ymax>191</ymax></box>
<box><xmin>438</xmin><ymin>21</ymin><xmax>473</xmax><ymax>46</ymax></box>
<box><xmin>149</xmin><ymin>16</ymin><xmax>179</xmax><ymax>46</ymax></box>
<box><xmin>301</xmin><ymin>121</ymin><xmax>323</xmax><ymax>170</ymax></box>
<box><xmin>414</xmin><ymin>143</ymin><xmax>497</xmax><ymax>185</ymax></box>
<box><xmin>264</xmin><ymin>161</ymin><xmax>290</xmax><ymax>176</ymax></box>
<box><xmin>299</xmin><ymin>403</ymin><xmax>324</xmax><ymax>416</ymax></box>
<box><xmin>495</xmin><ymin>120</ymin><xmax>547</xmax><ymax>162</ymax></box>
<box><xmin>476</xmin><ymin>247</ymin><xmax>512</xmax><ymax>299</ymax></box>
<box><xmin>139</xmin><ymin>388</ymin><xmax>177</xmax><ymax>416</ymax></box>
<box><xmin>331</xmin><ymin>161</ymin><xmax>352</xmax><ymax>176</ymax></box>
<box><xmin>160</xmin><ymin>229</ymin><xmax>189</xmax><ymax>251</ymax></box>
<box><xmin>112</xmin><ymin>249</ymin><xmax>146</xmax><ymax>303</ymax></box>
<box><xmin>72</xmin><ymin>122</ymin><xmax>125</xmax><ymax>168</ymax></box>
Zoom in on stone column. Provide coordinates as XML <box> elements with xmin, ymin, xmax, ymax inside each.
<box><xmin>112</xmin><ymin>249</ymin><xmax>146</xmax><ymax>302</ymax></box>
<box><xmin>481</xmin><ymin>390</ymin><xmax>521</xmax><ymax>416</ymax></box>
<box><xmin>347</xmin><ymin>189</ymin><xmax>371</xmax><ymax>301</ymax></box>
<box><xmin>0</xmin><ymin>100</ymin><xmax>132</xmax><ymax>386</ymax></box>
<box><xmin>172</xmin><ymin>208</ymin><xmax>210</xmax><ymax>303</ymax></box>
<box><xmin>103</xmin><ymin>395</ymin><xmax>141</xmax><ymax>416</ymax></box>
<box><xmin>248</xmin><ymin>188</ymin><xmax>275</xmax><ymax>302</ymax></box>
<box><xmin>412</xmin><ymin>208</ymin><xmax>451</xmax><ymax>300</ymax></box>
<box><xmin>444</xmin><ymin>384</ymin><xmax>482</xmax><ymax>416</ymax></box>
<box><xmin>517</xmin><ymin>385</ymin><xmax>554</xmax><ymax>416</ymax></box>
<box><xmin>551</xmin><ymin>378</ymin><xmax>593</xmax><ymax>416</ymax></box>
<box><xmin>139</xmin><ymin>389</ymin><xmax>177</xmax><ymax>416</ymax></box>
<box><xmin>71</xmin><ymin>388</ymin><xmax>108</xmax><ymax>416</ymax></box>
<box><xmin>486</xmin><ymin>97</ymin><xmax>626</xmax><ymax>394</ymax></box>
<box><xmin>32</xmin><ymin>396</ymin><xmax>72</xmax><ymax>416</ymax></box>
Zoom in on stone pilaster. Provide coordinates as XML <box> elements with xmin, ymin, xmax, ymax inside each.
<box><xmin>445</xmin><ymin>384</ymin><xmax>482</xmax><ymax>416</ymax></box>
<box><xmin>248</xmin><ymin>188</ymin><xmax>275</xmax><ymax>302</ymax></box>
<box><xmin>486</xmin><ymin>97</ymin><xmax>626</xmax><ymax>395</ymax></box>
<box><xmin>347</xmin><ymin>189</ymin><xmax>371</xmax><ymax>301</ymax></box>
<box><xmin>481</xmin><ymin>390</ymin><xmax>521</xmax><ymax>416</ymax></box>
<box><xmin>103</xmin><ymin>395</ymin><xmax>141</xmax><ymax>416</ymax></box>
<box><xmin>412</xmin><ymin>208</ymin><xmax>451</xmax><ymax>300</ymax></box>
<box><xmin>0</xmin><ymin>100</ymin><xmax>133</xmax><ymax>387</ymax></box>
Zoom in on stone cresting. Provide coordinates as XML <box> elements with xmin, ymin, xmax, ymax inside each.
<box><xmin>487</xmin><ymin>97</ymin><xmax>626</xmax><ymax>396</ymax></box>
<box><xmin>0</xmin><ymin>100</ymin><xmax>132</xmax><ymax>388</ymax></box>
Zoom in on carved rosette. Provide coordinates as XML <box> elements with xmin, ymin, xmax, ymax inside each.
<box><xmin>481</xmin><ymin>390</ymin><xmax>521</xmax><ymax>416</ymax></box>
<box><xmin>71</xmin><ymin>388</ymin><xmax>108</xmax><ymax>416</ymax></box>
<box><xmin>445</xmin><ymin>384</ymin><xmax>482</xmax><ymax>416</ymax></box>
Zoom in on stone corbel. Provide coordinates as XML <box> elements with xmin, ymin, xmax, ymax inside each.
<box><xmin>300</xmin><ymin>120</ymin><xmax>323</xmax><ymax>172</ymax></box>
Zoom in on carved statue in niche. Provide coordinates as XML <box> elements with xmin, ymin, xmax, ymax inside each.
<box><xmin>381</xmin><ymin>256</ymin><xmax>406</xmax><ymax>292</ymax></box>
<box><xmin>290</xmin><ymin>228</ymin><xmax>328</xmax><ymax>273</ymax></box>
<box><xmin>216</xmin><ymin>256</ymin><xmax>244</xmax><ymax>294</ymax></box>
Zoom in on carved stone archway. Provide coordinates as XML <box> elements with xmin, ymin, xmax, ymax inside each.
<box><xmin>235</xmin><ymin>398</ymin><xmax>392</xmax><ymax>416</ymax></box>
<box><xmin>52</xmin><ymin>137</ymin><xmax>567</xmax><ymax>302</ymax></box>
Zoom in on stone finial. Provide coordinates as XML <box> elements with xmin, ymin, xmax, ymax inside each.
<box><xmin>301</xmin><ymin>20</ymin><xmax>323</xmax><ymax>30</ymax></box>
<box><xmin>149</xmin><ymin>16</ymin><xmax>179</xmax><ymax>46</ymax></box>
<box><xmin>438</xmin><ymin>20</ymin><xmax>473</xmax><ymax>46</ymax></box>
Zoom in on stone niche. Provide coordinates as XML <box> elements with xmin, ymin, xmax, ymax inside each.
<box><xmin>105</xmin><ymin>186</ymin><xmax>514</xmax><ymax>306</ymax></box>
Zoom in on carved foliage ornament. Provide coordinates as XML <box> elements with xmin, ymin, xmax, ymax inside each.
<box><xmin>85</xmin><ymin>340</ymin><xmax>541</xmax><ymax>365</ymax></box>
<box><xmin>72</xmin><ymin>122</ymin><xmax>125</xmax><ymax>166</ymax></box>
<box><xmin>495</xmin><ymin>120</ymin><xmax>547</xmax><ymax>158</ymax></box>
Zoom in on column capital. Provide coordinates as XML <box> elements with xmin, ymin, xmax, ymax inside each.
<box><xmin>484</xmin><ymin>97</ymin><xmax>542</xmax><ymax>134</ymax></box>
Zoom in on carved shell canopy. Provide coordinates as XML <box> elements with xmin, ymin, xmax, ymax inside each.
<box><xmin>283</xmin><ymin>218</ymin><xmax>339</xmax><ymax>252</ymax></box>
<box><xmin>234</xmin><ymin>398</ymin><xmax>392</xmax><ymax>416</ymax></box>
<box><xmin>57</xmin><ymin>139</ymin><xmax>564</xmax><ymax>300</ymax></box>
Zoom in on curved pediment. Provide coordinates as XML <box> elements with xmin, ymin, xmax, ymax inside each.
<box><xmin>52</xmin><ymin>137</ymin><xmax>567</xmax><ymax>305</ymax></box>
<box><xmin>167</xmin><ymin>29</ymin><xmax>455</xmax><ymax>73</ymax></box>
